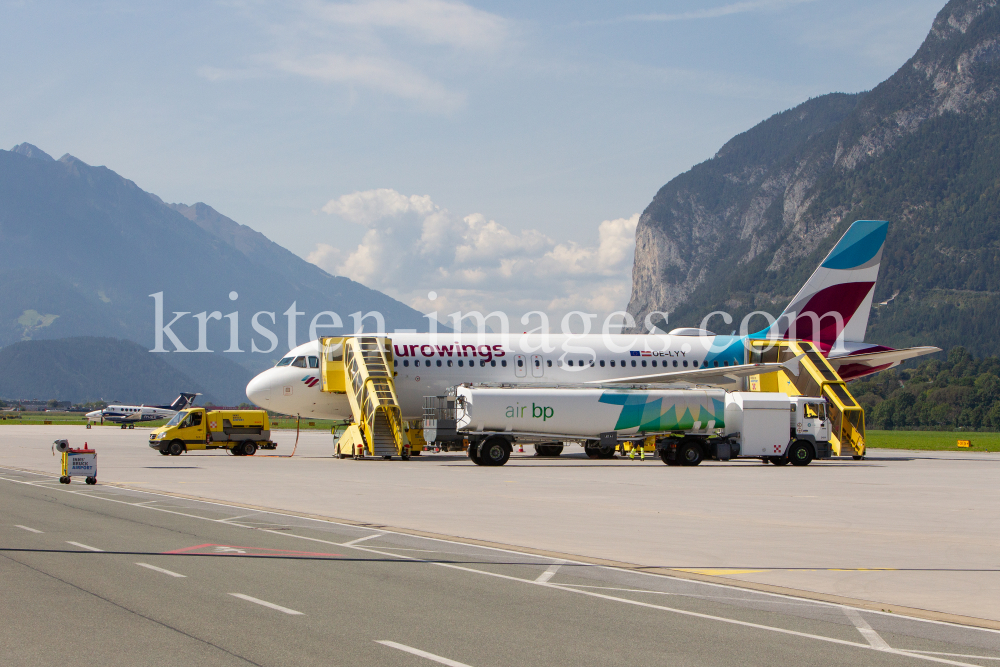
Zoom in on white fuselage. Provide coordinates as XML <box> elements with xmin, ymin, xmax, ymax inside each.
<box><xmin>87</xmin><ymin>405</ymin><xmax>178</xmax><ymax>423</ymax></box>
<box><xmin>244</xmin><ymin>333</ymin><xmax>796</xmax><ymax>420</ymax></box>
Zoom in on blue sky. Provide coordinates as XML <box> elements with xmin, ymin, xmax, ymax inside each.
<box><xmin>1</xmin><ymin>0</ymin><xmax>944</xmax><ymax>319</ymax></box>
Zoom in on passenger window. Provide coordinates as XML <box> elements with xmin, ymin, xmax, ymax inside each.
<box><xmin>724</xmin><ymin>361</ymin><xmax>729</xmax><ymax>367</ymax></box>
<box><xmin>641</xmin><ymin>360</ymin><xmax>647</xmax><ymax>367</ymax></box>
<box><xmin>631</xmin><ymin>360</ymin><xmax>636</xmax><ymax>367</ymax></box>
<box><xmin>547</xmin><ymin>360</ymin><xmax>552</xmax><ymax>367</ymax></box>
<box><xmin>404</xmin><ymin>360</ymin><xmax>409</xmax><ymax>367</ymax></box>
<box><xmin>448</xmin><ymin>360</ymin><xmax>453</xmax><ymax>367</ymax></box>
<box><xmin>534</xmin><ymin>359</ymin><xmax>540</xmax><ymax>367</ymax></box>
<box><xmin>459</xmin><ymin>360</ymin><xmax>464</xmax><ymax>367</ymax></box>
<box><xmin>517</xmin><ymin>359</ymin><xmax>523</xmax><ymax>367</ymax></box>
<box><xmin>568</xmin><ymin>360</ymin><xmax>574</xmax><ymax>367</ymax></box>
<box><xmin>610</xmin><ymin>360</ymin><xmax>615</xmax><ymax>367</ymax></box>
<box><xmin>683</xmin><ymin>360</ymin><xmax>688</xmax><ymax>367</ymax></box>
<box><xmin>502</xmin><ymin>360</ymin><xmax>507</xmax><ymax>367</ymax></box>
<box><xmin>276</xmin><ymin>357</ymin><xmax>293</xmax><ymax>367</ymax></box>
<box><xmin>393</xmin><ymin>360</ymin><xmax>397</xmax><ymax>367</ymax></box>
<box><xmin>600</xmin><ymin>360</ymin><xmax>605</xmax><ymax>367</ymax></box>
<box><xmin>693</xmin><ymin>361</ymin><xmax>699</xmax><ymax>367</ymax></box>
<box><xmin>437</xmin><ymin>360</ymin><xmax>442</xmax><ymax>367</ymax></box>
<box><xmin>713</xmin><ymin>361</ymin><xmax>719</xmax><ymax>367</ymax></box>
<box><xmin>491</xmin><ymin>360</ymin><xmax>496</xmax><ymax>367</ymax></box>
<box><xmin>651</xmin><ymin>360</ymin><xmax>657</xmax><ymax>367</ymax></box>
<box><xmin>190</xmin><ymin>412</ymin><xmax>202</xmax><ymax>426</ymax></box>
<box><xmin>673</xmin><ymin>360</ymin><xmax>678</xmax><ymax>367</ymax></box>
<box><xmin>291</xmin><ymin>356</ymin><xmax>307</xmax><ymax>368</ymax></box>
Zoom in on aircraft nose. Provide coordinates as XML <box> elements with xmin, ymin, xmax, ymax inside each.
<box><xmin>245</xmin><ymin>372</ymin><xmax>272</xmax><ymax>408</ymax></box>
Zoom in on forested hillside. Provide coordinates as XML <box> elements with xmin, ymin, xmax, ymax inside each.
<box><xmin>627</xmin><ymin>0</ymin><xmax>1000</xmax><ymax>358</ymax></box>
<box><xmin>853</xmin><ymin>347</ymin><xmax>1000</xmax><ymax>430</ymax></box>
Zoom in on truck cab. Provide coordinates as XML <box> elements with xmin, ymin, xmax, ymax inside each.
<box><xmin>149</xmin><ymin>408</ymin><xmax>274</xmax><ymax>456</ymax></box>
<box><xmin>789</xmin><ymin>397</ymin><xmax>832</xmax><ymax>461</ymax></box>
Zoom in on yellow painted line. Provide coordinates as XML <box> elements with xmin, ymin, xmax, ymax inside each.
<box><xmin>674</xmin><ymin>568</ymin><xmax>767</xmax><ymax>576</ymax></box>
<box><xmin>672</xmin><ymin>567</ymin><xmax>899</xmax><ymax>576</ymax></box>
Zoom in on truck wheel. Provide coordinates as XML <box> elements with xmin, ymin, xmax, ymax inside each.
<box><xmin>772</xmin><ymin>456</ymin><xmax>789</xmax><ymax>466</ymax></box>
<box><xmin>468</xmin><ymin>443</ymin><xmax>484</xmax><ymax>465</ymax></box>
<box><xmin>480</xmin><ymin>437</ymin><xmax>510</xmax><ymax>466</ymax></box>
<box><xmin>659</xmin><ymin>449</ymin><xmax>681</xmax><ymax>466</ymax></box>
<box><xmin>584</xmin><ymin>442</ymin><xmax>600</xmax><ymax>459</ymax></box>
<box><xmin>789</xmin><ymin>440</ymin><xmax>814</xmax><ymax>466</ymax></box>
<box><xmin>678</xmin><ymin>440</ymin><xmax>703</xmax><ymax>466</ymax></box>
<box><xmin>852</xmin><ymin>454</ymin><xmax>865</xmax><ymax>460</ymax></box>
<box><xmin>534</xmin><ymin>443</ymin><xmax>563</xmax><ymax>457</ymax></box>
<box><xmin>169</xmin><ymin>440</ymin><xmax>185</xmax><ymax>456</ymax></box>
<box><xmin>240</xmin><ymin>441</ymin><xmax>257</xmax><ymax>456</ymax></box>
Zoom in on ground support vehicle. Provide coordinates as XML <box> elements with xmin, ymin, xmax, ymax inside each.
<box><xmin>54</xmin><ymin>439</ymin><xmax>97</xmax><ymax>484</ymax></box>
<box><xmin>442</xmin><ymin>386</ymin><xmax>833</xmax><ymax>466</ymax></box>
<box><xmin>148</xmin><ymin>408</ymin><xmax>276</xmax><ymax>456</ymax></box>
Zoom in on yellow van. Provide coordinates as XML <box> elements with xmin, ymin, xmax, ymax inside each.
<box><xmin>149</xmin><ymin>408</ymin><xmax>275</xmax><ymax>456</ymax></box>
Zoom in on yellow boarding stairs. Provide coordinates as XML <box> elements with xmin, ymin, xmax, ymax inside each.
<box><xmin>319</xmin><ymin>336</ymin><xmax>411</xmax><ymax>459</ymax></box>
<box><xmin>747</xmin><ymin>340</ymin><xmax>866</xmax><ymax>458</ymax></box>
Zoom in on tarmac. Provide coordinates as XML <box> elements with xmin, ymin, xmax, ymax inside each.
<box><xmin>2</xmin><ymin>424</ymin><xmax>999</xmax><ymax>630</ymax></box>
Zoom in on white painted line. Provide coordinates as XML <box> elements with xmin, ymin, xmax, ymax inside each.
<box><xmin>534</xmin><ymin>560</ymin><xmax>564</xmax><ymax>583</ymax></box>
<box><xmin>377</xmin><ymin>641</ymin><xmax>474</xmax><ymax>667</ymax></box>
<box><xmin>136</xmin><ymin>562</ymin><xmax>186</xmax><ymax>578</ymax></box>
<box><xmin>15</xmin><ymin>525</ymin><xmax>43</xmax><ymax>533</ymax></box>
<box><xmin>230</xmin><ymin>593</ymin><xmax>303</xmax><ymax>615</ymax></box>
<box><xmin>843</xmin><ymin>606</ymin><xmax>892</xmax><ymax>651</ymax></box>
<box><xmin>342</xmin><ymin>533</ymin><xmax>383</xmax><ymax>547</ymax></box>
<box><xmin>4</xmin><ymin>469</ymin><xmax>995</xmax><ymax>649</ymax></box>
<box><xmin>66</xmin><ymin>541</ymin><xmax>103</xmax><ymax>552</ymax></box>
<box><xmin>906</xmin><ymin>650</ymin><xmax>1000</xmax><ymax>661</ymax></box>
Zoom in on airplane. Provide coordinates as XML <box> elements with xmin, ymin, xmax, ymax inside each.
<box><xmin>245</xmin><ymin>220</ymin><xmax>939</xmax><ymax>422</ymax></box>
<box><xmin>86</xmin><ymin>393</ymin><xmax>201</xmax><ymax>429</ymax></box>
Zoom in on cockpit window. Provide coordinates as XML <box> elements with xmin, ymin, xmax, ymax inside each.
<box><xmin>276</xmin><ymin>357</ymin><xmax>293</xmax><ymax>367</ymax></box>
<box><xmin>291</xmin><ymin>356</ymin><xmax>307</xmax><ymax>368</ymax></box>
<box><xmin>308</xmin><ymin>356</ymin><xmax>319</xmax><ymax>368</ymax></box>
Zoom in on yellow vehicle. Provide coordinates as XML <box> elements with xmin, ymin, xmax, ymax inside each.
<box><xmin>148</xmin><ymin>408</ymin><xmax>276</xmax><ymax>456</ymax></box>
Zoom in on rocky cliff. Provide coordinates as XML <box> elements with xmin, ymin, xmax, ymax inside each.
<box><xmin>627</xmin><ymin>0</ymin><xmax>1000</xmax><ymax>355</ymax></box>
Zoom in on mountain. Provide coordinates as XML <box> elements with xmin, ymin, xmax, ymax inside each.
<box><xmin>627</xmin><ymin>0</ymin><xmax>1000</xmax><ymax>357</ymax></box>
<box><xmin>0</xmin><ymin>336</ymin><xmax>246</xmax><ymax>405</ymax></box>
<box><xmin>0</xmin><ymin>145</ymin><xmax>432</xmax><ymax>399</ymax></box>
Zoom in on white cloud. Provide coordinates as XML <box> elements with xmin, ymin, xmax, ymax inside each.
<box><xmin>619</xmin><ymin>0</ymin><xmax>816</xmax><ymax>23</ymax></box>
<box><xmin>308</xmin><ymin>188</ymin><xmax>639</xmax><ymax>321</ymax></box>
<box><xmin>304</xmin><ymin>0</ymin><xmax>510</xmax><ymax>51</ymax></box>
<box><xmin>202</xmin><ymin>0</ymin><xmax>510</xmax><ymax>113</ymax></box>
<box><xmin>268</xmin><ymin>52</ymin><xmax>466</xmax><ymax>111</ymax></box>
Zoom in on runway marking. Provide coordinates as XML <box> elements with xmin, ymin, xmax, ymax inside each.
<box><xmin>377</xmin><ymin>641</ymin><xmax>475</xmax><ymax>667</ymax></box>
<box><xmin>136</xmin><ymin>562</ymin><xmax>186</xmax><ymax>578</ymax></box>
<box><xmin>3</xmin><ymin>468</ymin><xmax>997</xmax><ymax>661</ymax></box>
<box><xmin>163</xmin><ymin>543</ymin><xmax>343</xmax><ymax>558</ymax></box>
<box><xmin>15</xmin><ymin>525</ymin><xmax>43</xmax><ymax>533</ymax></box>
<box><xmin>230</xmin><ymin>593</ymin><xmax>303</xmax><ymax>615</ymax></box>
<box><xmin>675</xmin><ymin>568</ymin><xmax>766</xmax><ymax>576</ymax></box>
<box><xmin>535</xmin><ymin>560</ymin><xmax>564</xmax><ymax>583</ymax></box>
<box><xmin>842</xmin><ymin>606</ymin><xmax>892</xmax><ymax>650</ymax></box>
<box><xmin>905</xmin><ymin>650</ymin><xmax>1000</xmax><ymax>661</ymax></box>
<box><xmin>66</xmin><ymin>541</ymin><xmax>103</xmax><ymax>552</ymax></box>
<box><xmin>258</xmin><ymin>531</ymin><xmax>983</xmax><ymax>666</ymax></box>
<box><xmin>342</xmin><ymin>533</ymin><xmax>383</xmax><ymax>546</ymax></box>
<box><xmin>558</xmin><ymin>584</ymin><xmax>816</xmax><ymax>605</ymax></box>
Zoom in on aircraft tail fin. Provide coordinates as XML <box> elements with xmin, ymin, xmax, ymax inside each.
<box><xmin>770</xmin><ymin>220</ymin><xmax>888</xmax><ymax>346</ymax></box>
<box><xmin>167</xmin><ymin>392</ymin><xmax>201</xmax><ymax>411</ymax></box>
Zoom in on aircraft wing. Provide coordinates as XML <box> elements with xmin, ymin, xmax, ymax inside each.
<box><xmin>586</xmin><ymin>355</ymin><xmax>805</xmax><ymax>386</ymax></box>
<box><xmin>829</xmin><ymin>346</ymin><xmax>940</xmax><ymax>380</ymax></box>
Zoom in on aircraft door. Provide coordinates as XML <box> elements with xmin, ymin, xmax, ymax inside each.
<box><xmin>530</xmin><ymin>354</ymin><xmax>544</xmax><ymax>377</ymax></box>
<box><xmin>514</xmin><ymin>354</ymin><xmax>527</xmax><ymax>378</ymax></box>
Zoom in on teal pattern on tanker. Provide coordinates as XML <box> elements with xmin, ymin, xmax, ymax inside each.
<box><xmin>599</xmin><ymin>392</ymin><xmax>725</xmax><ymax>432</ymax></box>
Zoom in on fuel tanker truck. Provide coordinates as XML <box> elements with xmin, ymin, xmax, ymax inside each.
<box><xmin>434</xmin><ymin>387</ymin><xmax>833</xmax><ymax>467</ymax></box>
